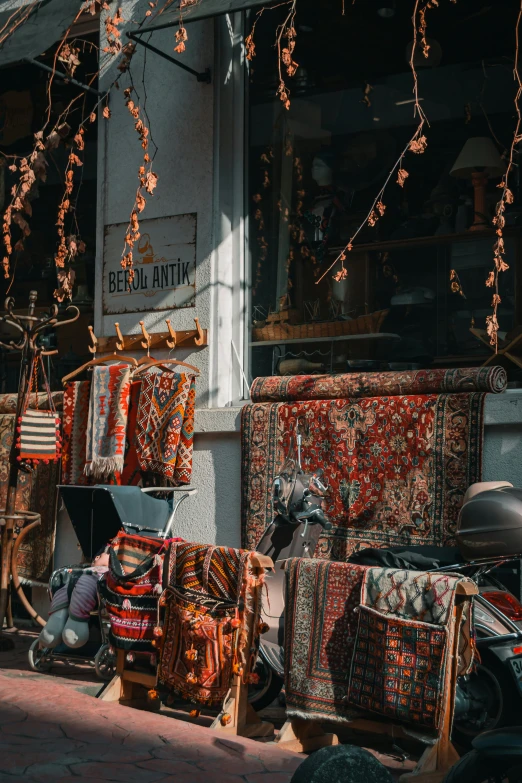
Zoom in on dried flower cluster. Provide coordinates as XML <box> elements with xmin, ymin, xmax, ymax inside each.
<box><xmin>276</xmin><ymin>2</ymin><xmax>298</xmax><ymax>110</ymax></box>
<box><xmin>53</xmin><ymin>126</ymin><xmax>88</xmax><ymax>302</ymax></box>
<box><xmin>104</xmin><ymin>4</ymin><xmax>124</xmax><ymax>56</ymax></box>
<box><xmin>245</xmin><ymin>1</ymin><xmax>298</xmax><ymax>111</ymax></box>
<box><xmin>120</xmin><ymin>87</ymin><xmax>158</xmax><ymax>286</ymax></box>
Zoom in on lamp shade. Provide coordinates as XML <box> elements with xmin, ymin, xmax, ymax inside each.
<box><xmin>450</xmin><ymin>137</ymin><xmax>504</xmax><ymax>179</ymax></box>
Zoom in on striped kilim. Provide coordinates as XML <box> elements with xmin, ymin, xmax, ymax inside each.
<box><xmin>19</xmin><ymin>409</ymin><xmax>60</xmax><ymax>462</ymax></box>
<box><xmin>165</xmin><ymin>542</ymin><xmax>251</xmax><ymax>602</ymax></box>
<box><xmin>136</xmin><ymin>371</ymin><xmax>196</xmax><ymax>483</ymax></box>
<box><xmin>62</xmin><ymin>381</ymin><xmax>91</xmax><ymax>485</ymax></box>
<box><xmin>85</xmin><ymin>365</ymin><xmax>131</xmax><ymax>478</ymax></box>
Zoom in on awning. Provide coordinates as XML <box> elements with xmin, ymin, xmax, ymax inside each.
<box><xmin>138</xmin><ymin>0</ymin><xmax>276</xmax><ymax>33</ymax></box>
<box><xmin>0</xmin><ymin>0</ymin><xmax>86</xmax><ymax>69</ymax></box>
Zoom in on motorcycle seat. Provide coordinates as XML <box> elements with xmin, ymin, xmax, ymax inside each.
<box><xmin>472</xmin><ymin>726</ymin><xmax>522</xmax><ymax>755</ymax></box>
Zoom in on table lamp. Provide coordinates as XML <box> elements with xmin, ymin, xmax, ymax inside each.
<box><xmin>450</xmin><ymin>137</ymin><xmax>504</xmax><ymax>231</ymax></box>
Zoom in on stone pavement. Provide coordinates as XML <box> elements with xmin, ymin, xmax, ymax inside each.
<box><xmin>0</xmin><ymin>669</ymin><xmax>303</xmax><ymax>783</ymax></box>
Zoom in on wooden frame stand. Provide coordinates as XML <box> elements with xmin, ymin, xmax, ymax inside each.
<box><xmin>100</xmin><ymin>649</ymin><xmax>161</xmax><ymax>712</ymax></box>
<box><xmin>276</xmin><ymin>582</ymin><xmax>477</xmax><ymax>783</ymax></box>
<box><xmin>99</xmin><ymin>554</ymin><xmax>275</xmax><ymax>739</ymax></box>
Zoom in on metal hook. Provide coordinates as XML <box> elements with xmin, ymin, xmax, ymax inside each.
<box><xmin>88</xmin><ymin>326</ymin><xmax>98</xmax><ymax>356</ymax></box>
<box><xmin>114</xmin><ymin>323</ymin><xmax>124</xmax><ymax>352</ymax></box>
<box><xmin>165</xmin><ymin>319</ymin><xmax>176</xmax><ymax>350</ymax></box>
<box><xmin>194</xmin><ymin>317</ymin><xmax>204</xmax><ymax>346</ymax></box>
<box><xmin>139</xmin><ymin>320</ymin><xmax>151</xmax><ymax>356</ymax></box>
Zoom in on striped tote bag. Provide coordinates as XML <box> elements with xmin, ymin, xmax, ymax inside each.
<box><xmin>16</xmin><ymin>355</ymin><xmax>61</xmax><ymax>466</ymax></box>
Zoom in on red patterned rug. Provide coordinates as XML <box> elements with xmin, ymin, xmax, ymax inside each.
<box><xmin>136</xmin><ymin>371</ymin><xmax>196</xmax><ymax>484</ymax></box>
<box><xmin>241</xmin><ymin>392</ymin><xmax>485</xmax><ymax>559</ymax></box>
<box><xmin>251</xmin><ymin>366</ymin><xmax>507</xmax><ymax>402</ymax></box>
<box><xmin>284</xmin><ymin>557</ymin><xmax>368</xmax><ymax>723</ymax></box>
<box><xmin>62</xmin><ymin>381</ymin><xmax>91</xmax><ymax>485</ymax></box>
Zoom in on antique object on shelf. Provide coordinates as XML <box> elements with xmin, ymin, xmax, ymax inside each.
<box><xmin>252</xmin><ymin>309</ymin><xmax>389</xmax><ymax>342</ymax></box>
<box><xmin>450</xmin><ymin>137</ymin><xmax>504</xmax><ymax>231</ymax></box>
<box><xmin>278</xmin><ymin>359</ymin><xmax>324</xmax><ymax>375</ymax></box>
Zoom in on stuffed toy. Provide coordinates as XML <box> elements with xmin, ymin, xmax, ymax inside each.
<box><xmin>38</xmin><ymin>549</ymin><xmax>110</xmax><ymax>650</ymax></box>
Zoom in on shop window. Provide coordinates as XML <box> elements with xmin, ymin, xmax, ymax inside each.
<box><xmin>247</xmin><ymin>0</ymin><xmax>520</xmax><ymax>379</ymax></box>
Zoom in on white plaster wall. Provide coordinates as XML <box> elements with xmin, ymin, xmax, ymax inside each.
<box><xmin>95</xmin><ymin>1</ymin><xmax>215</xmax><ymax>406</ymax></box>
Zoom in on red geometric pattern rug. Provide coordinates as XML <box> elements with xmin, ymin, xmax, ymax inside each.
<box><xmin>241</xmin><ymin>392</ymin><xmax>485</xmax><ymax>559</ymax></box>
<box><xmin>136</xmin><ymin>371</ymin><xmax>195</xmax><ymax>483</ymax></box>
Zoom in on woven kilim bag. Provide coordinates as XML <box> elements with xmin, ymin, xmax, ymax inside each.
<box><xmin>16</xmin><ymin>355</ymin><xmax>61</xmax><ymax>466</ymax></box>
<box><xmin>99</xmin><ymin>532</ymin><xmax>182</xmax><ymax>652</ymax></box>
<box><xmin>158</xmin><ymin>542</ymin><xmax>264</xmax><ymax>706</ymax></box>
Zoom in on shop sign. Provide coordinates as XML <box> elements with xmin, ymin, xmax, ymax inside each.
<box><xmin>102</xmin><ymin>213</ymin><xmax>196</xmax><ymax>315</ymax></box>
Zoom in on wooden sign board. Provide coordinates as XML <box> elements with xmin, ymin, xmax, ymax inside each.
<box><xmin>102</xmin><ymin>213</ymin><xmax>196</xmax><ymax>315</ymax></box>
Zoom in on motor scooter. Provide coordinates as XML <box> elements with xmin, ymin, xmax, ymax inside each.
<box><xmin>248</xmin><ymin>438</ymin><xmax>522</xmax><ymax>744</ymax></box>
<box><xmin>443</xmin><ymin>726</ymin><xmax>522</xmax><ymax>782</ymax></box>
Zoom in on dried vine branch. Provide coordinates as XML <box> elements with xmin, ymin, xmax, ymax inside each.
<box><xmin>316</xmin><ymin>0</ymin><xmax>430</xmax><ymax>285</ymax></box>
<box><xmin>486</xmin><ymin>0</ymin><xmax>522</xmax><ymax>349</ymax></box>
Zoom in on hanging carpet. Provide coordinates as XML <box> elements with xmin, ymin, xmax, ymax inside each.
<box><xmin>62</xmin><ymin>381</ymin><xmax>91</xmax><ymax>485</ymax></box>
<box><xmin>85</xmin><ymin>365</ymin><xmax>132</xmax><ymax>479</ymax></box>
<box><xmin>284</xmin><ymin>557</ymin><xmax>368</xmax><ymax>724</ymax></box>
<box><xmin>136</xmin><ymin>371</ymin><xmax>196</xmax><ymax>484</ymax></box>
<box><xmin>159</xmin><ymin>542</ymin><xmax>263</xmax><ymax>706</ymax></box>
<box><xmin>242</xmin><ymin>389</ymin><xmax>485</xmax><ymax>558</ymax></box>
<box><xmin>347</xmin><ymin>566</ymin><xmax>475</xmax><ymax>731</ymax></box>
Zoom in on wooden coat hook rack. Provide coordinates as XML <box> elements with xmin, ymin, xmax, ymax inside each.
<box><xmin>97</xmin><ymin>317</ymin><xmax>207</xmax><ymax>354</ymax></box>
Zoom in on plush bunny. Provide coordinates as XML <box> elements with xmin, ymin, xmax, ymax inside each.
<box><xmin>39</xmin><ymin>549</ymin><xmax>110</xmax><ymax>650</ymax></box>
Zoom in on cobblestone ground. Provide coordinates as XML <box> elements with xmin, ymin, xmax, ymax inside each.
<box><xmin>0</xmin><ymin>628</ymin><xmax>303</xmax><ymax>783</ymax></box>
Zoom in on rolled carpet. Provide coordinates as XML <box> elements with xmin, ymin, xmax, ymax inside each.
<box><xmin>250</xmin><ymin>366</ymin><xmax>507</xmax><ymax>403</ymax></box>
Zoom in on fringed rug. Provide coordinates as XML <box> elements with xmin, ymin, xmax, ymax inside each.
<box><xmin>136</xmin><ymin>371</ymin><xmax>195</xmax><ymax>483</ymax></box>
<box><xmin>85</xmin><ymin>365</ymin><xmax>131</xmax><ymax>479</ymax></box>
<box><xmin>284</xmin><ymin>557</ymin><xmax>368</xmax><ymax>723</ymax></box>
<box><xmin>251</xmin><ymin>366</ymin><xmax>507</xmax><ymax>402</ymax></box>
<box><xmin>0</xmin><ymin>413</ymin><xmax>59</xmax><ymax>582</ymax></box>
<box><xmin>62</xmin><ymin>381</ymin><xmax>91</xmax><ymax>485</ymax></box>
<box><xmin>241</xmin><ymin>392</ymin><xmax>484</xmax><ymax>559</ymax></box>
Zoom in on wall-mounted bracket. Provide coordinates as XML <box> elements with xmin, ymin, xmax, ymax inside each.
<box><xmin>24</xmin><ymin>58</ymin><xmax>105</xmax><ymax>97</ymax></box>
<box><xmin>127</xmin><ymin>32</ymin><xmax>211</xmax><ymax>84</ymax></box>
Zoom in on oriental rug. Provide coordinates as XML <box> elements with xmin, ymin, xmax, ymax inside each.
<box><xmin>241</xmin><ymin>392</ymin><xmax>484</xmax><ymax>559</ymax></box>
<box><xmin>159</xmin><ymin>542</ymin><xmax>262</xmax><ymax>706</ymax></box>
<box><xmin>284</xmin><ymin>557</ymin><xmax>368</xmax><ymax>723</ymax></box>
<box><xmin>85</xmin><ymin>365</ymin><xmax>131</xmax><ymax>479</ymax></box>
<box><xmin>62</xmin><ymin>381</ymin><xmax>91</xmax><ymax>485</ymax></box>
<box><xmin>136</xmin><ymin>371</ymin><xmax>196</xmax><ymax>483</ymax></box>
<box><xmin>347</xmin><ymin>566</ymin><xmax>474</xmax><ymax>731</ymax></box>
<box><xmin>0</xmin><ymin>413</ymin><xmax>59</xmax><ymax>583</ymax></box>
<box><xmin>119</xmin><ymin>380</ymin><xmax>143</xmax><ymax>486</ymax></box>
<box><xmin>251</xmin><ymin>366</ymin><xmax>507</xmax><ymax>402</ymax></box>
